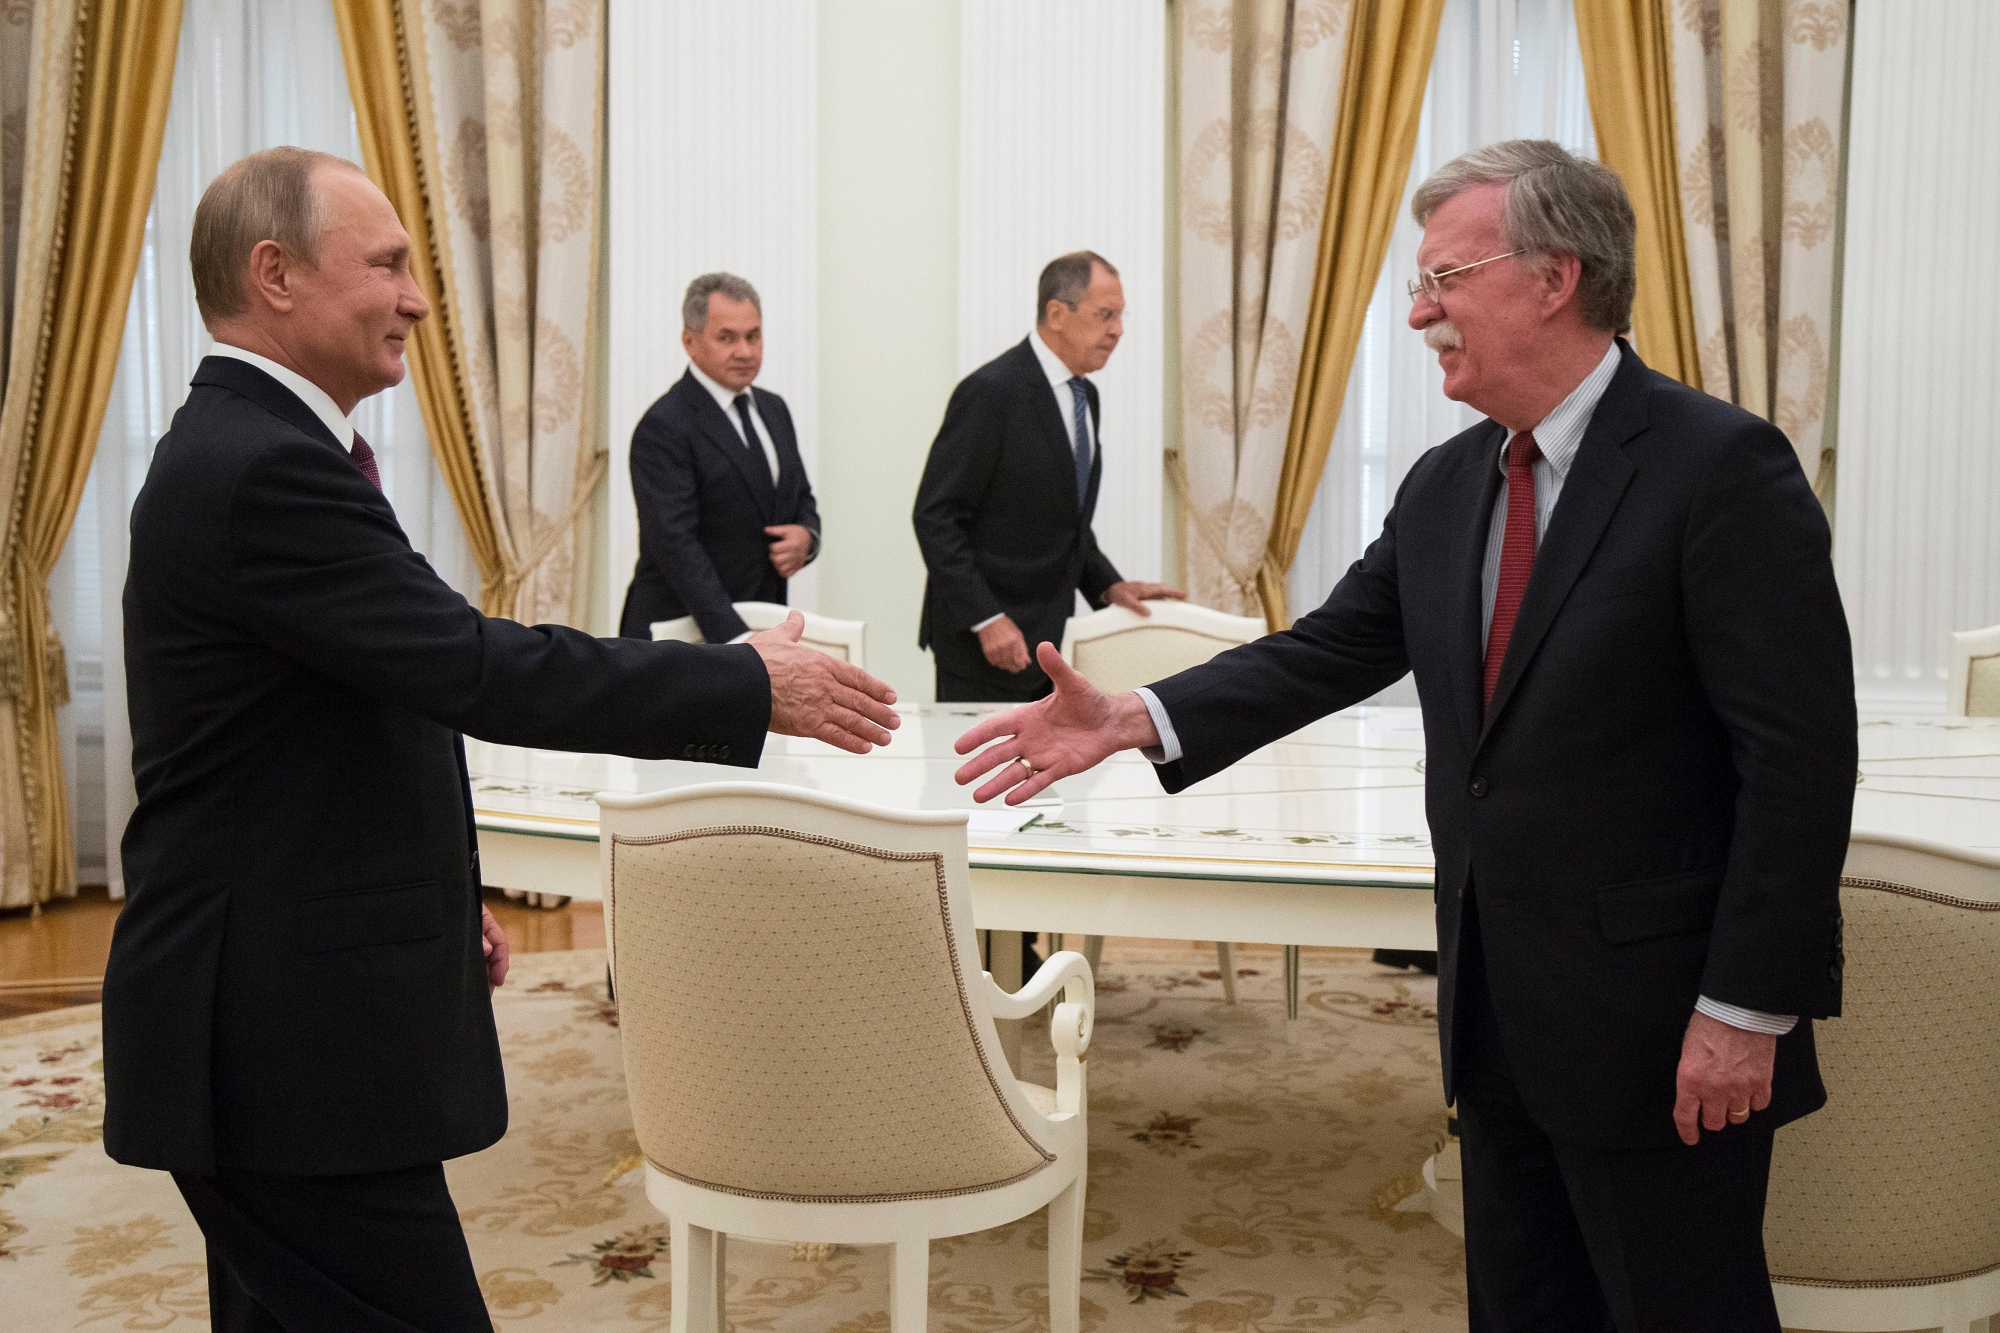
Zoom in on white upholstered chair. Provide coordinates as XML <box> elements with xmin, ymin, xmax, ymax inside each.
<box><xmin>599</xmin><ymin>782</ymin><xmax>1094</xmax><ymax>1333</ymax></box>
<box><xmin>651</xmin><ymin>600</ymin><xmax>866</xmax><ymax>669</ymax></box>
<box><xmin>1947</xmin><ymin>624</ymin><xmax>2000</xmax><ymax>717</ymax></box>
<box><xmin>1060</xmin><ymin>599</ymin><xmax>1266</xmax><ymax>1004</ymax></box>
<box><xmin>1765</xmin><ymin>832</ymin><xmax>2000</xmax><ymax>1333</ymax></box>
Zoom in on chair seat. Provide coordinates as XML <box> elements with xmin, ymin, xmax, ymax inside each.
<box><xmin>1019</xmin><ymin>1081</ymin><xmax>1057</xmax><ymax>1117</ymax></box>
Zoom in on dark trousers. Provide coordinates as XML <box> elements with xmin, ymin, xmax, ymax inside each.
<box><xmin>1454</xmin><ymin>895</ymin><xmax>1781</xmax><ymax>1333</ymax></box>
<box><xmin>173</xmin><ymin>1163</ymin><xmax>490</xmax><ymax>1333</ymax></box>
<box><xmin>934</xmin><ymin>660</ymin><xmax>1053</xmax><ymax>704</ymax></box>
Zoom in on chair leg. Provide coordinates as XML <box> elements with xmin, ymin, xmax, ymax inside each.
<box><xmin>1283</xmin><ymin>945</ymin><xmax>1301</xmax><ymax>1021</ymax></box>
<box><xmin>891</xmin><ymin>1238</ymin><xmax>930</xmax><ymax>1332</ymax></box>
<box><xmin>671</xmin><ymin>1217</ymin><xmax>720</xmax><ymax>1333</ymax></box>
<box><xmin>1215</xmin><ymin>941</ymin><xmax>1238</xmax><ymax>1003</ymax></box>
<box><xmin>1046</xmin><ymin>1178</ymin><xmax>1086</xmax><ymax>1333</ymax></box>
<box><xmin>1082</xmin><ymin>934</ymin><xmax>1104</xmax><ymax>975</ymax></box>
<box><xmin>712</xmin><ymin>1231</ymin><xmax>728</xmax><ymax>1331</ymax></box>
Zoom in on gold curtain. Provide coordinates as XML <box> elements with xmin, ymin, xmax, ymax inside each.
<box><xmin>334</xmin><ymin>0</ymin><xmax>606</xmax><ymax>626</ymax></box>
<box><xmin>1666</xmin><ymin>0</ymin><xmax>1848</xmax><ymax>495</ymax></box>
<box><xmin>0</xmin><ymin>0</ymin><xmax>181</xmax><ymax>908</ymax></box>
<box><xmin>333</xmin><ymin>0</ymin><xmax>508</xmax><ymax>614</ymax></box>
<box><xmin>1260</xmin><ymin>0</ymin><xmax>1444</xmax><ymax>629</ymax></box>
<box><xmin>1574</xmin><ymin>0</ymin><xmax>1703</xmax><ymax>388</ymax></box>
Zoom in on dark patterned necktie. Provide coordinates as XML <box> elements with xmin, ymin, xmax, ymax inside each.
<box><xmin>1482</xmin><ymin>432</ymin><xmax>1540</xmax><ymax>710</ymax></box>
<box><xmin>1067</xmin><ymin>377</ymin><xmax>1092</xmax><ymax>507</ymax></box>
<box><xmin>350</xmin><ymin>431</ymin><xmax>383</xmax><ymax>491</ymax></box>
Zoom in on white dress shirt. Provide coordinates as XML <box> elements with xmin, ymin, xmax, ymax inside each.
<box><xmin>688</xmin><ymin>360</ymin><xmax>780</xmax><ymax>485</ymax></box>
<box><xmin>211</xmin><ymin>344</ymin><xmax>355</xmax><ymax>448</ymax></box>
<box><xmin>1136</xmin><ymin>340</ymin><xmax>1793</xmax><ymax>1035</ymax></box>
<box><xmin>970</xmin><ymin>331</ymin><xmax>1099</xmax><ymax>634</ymax></box>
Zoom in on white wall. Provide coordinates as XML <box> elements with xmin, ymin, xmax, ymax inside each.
<box><xmin>957</xmin><ymin>0</ymin><xmax>1166</xmax><ymax>588</ymax></box>
<box><xmin>605</xmin><ymin>1</ymin><xmax>820</xmax><ymax>628</ymax></box>
<box><xmin>1833</xmin><ymin>0</ymin><xmax>2000</xmax><ymax>712</ymax></box>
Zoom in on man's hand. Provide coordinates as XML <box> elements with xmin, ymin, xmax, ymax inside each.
<box><xmin>480</xmin><ymin>905</ymin><xmax>510</xmax><ymax>992</ymax></box>
<box><xmin>750</xmin><ymin>611</ymin><xmax>900</xmax><ymax>754</ymax></box>
<box><xmin>954</xmin><ymin>642</ymin><xmax>1160</xmax><ymax>804</ymax></box>
<box><xmin>1672</xmin><ymin>1009</ymin><xmax>1776</xmax><ymax>1145</ymax></box>
<box><xmin>765</xmin><ymin>524</ymin><xmax>814</xmax><ymax>578</ymax></box>
<box><xmin>1104</xmin><ymin>581</ymin><xmax>1188</xmax><ymax>615</ymax></box>
<box><xmin>978</xmin><ymin>615</ymin><xmax>1032</xmax><ymax>673</ymax></box>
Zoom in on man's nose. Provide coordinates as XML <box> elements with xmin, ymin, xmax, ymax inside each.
<box><xmin>403</xmin><ymin>277</ymin><xmax>431</xmax><ymax>322</ymax></box>
<box><xmin>1408</xmin><ymin>294</ymin><xmax>1439</xmax><ymax>331</ymax></box>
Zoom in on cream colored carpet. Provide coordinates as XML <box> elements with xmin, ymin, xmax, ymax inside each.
<box><xmin>0</xmin><ymin>941</ymin><xmax>1467</xmax><ymax>1330</ymax></box>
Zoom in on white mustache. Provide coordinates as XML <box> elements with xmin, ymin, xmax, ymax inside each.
<box><xmin>1424</xmin><ymin>321</ymin><xmax>1464</xmax><ymax>353</ymax></box>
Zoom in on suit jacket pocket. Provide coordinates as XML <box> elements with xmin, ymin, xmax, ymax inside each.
<box><xmin>298</xmin><ymin>880</ymin><xmax>444</xmax><ymax>954</ymax></box>
<box><xmin>1595</xmin><ymin>869</ymin><xmax>1724</xmax><ymax>944</ymax></box>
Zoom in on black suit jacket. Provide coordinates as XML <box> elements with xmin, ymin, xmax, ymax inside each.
<box><xmin>1147</xmin><ymin>343</ymin><xmax>1855</xmax><ymax>1151</ymax></box>
<box><xmin>104</xmin><ymin>357</ymin><xmax>771</xmax><ymax>1177</ymax></box>
<box><xmin>619</xmin><ymin>371</ymin><xmax>820</xmax><ymax>642</ymax></box>
<box><xmin>912</xmin><ymin>338</ymin><xmax>1122</xmax><ymax>698</ymax></box>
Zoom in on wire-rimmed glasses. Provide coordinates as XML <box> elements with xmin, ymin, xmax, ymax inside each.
<box><xmin>1407</xmin><ymin>250</ymin><xmax>1525</xmax><ymax>303</ymax></box>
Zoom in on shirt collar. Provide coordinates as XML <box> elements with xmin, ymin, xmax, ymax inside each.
<box><xmin>688</xmin><ymin>360</ymin><xmax>753</xmax><ymax>415</ymax></box>
<box><xmin>210</xmin><ymin>344</ymin><xmax>354</xmax><ymax>448</ymax></box>
<box><xmin>1031</xmin><ymin>328</ymin><xmax>1086</xmax><ymax>391</ymax></box>
<box><xmin>1499</xmin><ymin>340</ymin><xmax>1621</xmax><ymax>480</ymax></box>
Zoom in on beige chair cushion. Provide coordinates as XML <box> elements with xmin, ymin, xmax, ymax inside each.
<box><xmin>609</xmin><ymin>827</ymin><xmax>1052</xmax><ymax>1202</ymax></box>
<box><xmin>1967</xmin><ymin>654</ymin><xmax>2000</xmax><ymax>717</ymax></box>
<box><xmin>1764</xmin><ymin>874</ymin><xmax>2000</xmax><ymax>1285</ymax></box>
<box><xmin>1070</xmin><ymin>626</ymin><xmax>1249</xmax><ymax>695</ymax></box>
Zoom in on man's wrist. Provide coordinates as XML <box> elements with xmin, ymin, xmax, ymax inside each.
<box><xmin>1112</xmin><ymin>690</ymin><xmax>1162</xmax><ymax>752</ymax></box>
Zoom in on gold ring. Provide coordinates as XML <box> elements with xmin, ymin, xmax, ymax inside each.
<box><xmin>1727</xmin><ymin>1108</ymin><xmax>1750</xmax><ymax>1121</ymax></box>
<box><xmin>1017</xmin><ymin>757</ymin><xmax>1036</xmax><ymax>776</ymax></box>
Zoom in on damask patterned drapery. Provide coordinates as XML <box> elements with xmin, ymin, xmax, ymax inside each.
<box><xmin>336</xmin><ymin>0</ymin><xmax>604</xmax><ymax>626</ymax></box>
<box><xmin>0</xmin><ymin>0</ymin><xmax>180</xmax><ymax>908</ymax></box>
<box><xmin>1667</xmin><ymin>0</ymin><xmax>1848</xmax><ymax>495</ymax></box>
<box><xmin>1177</xmin><ymin>0</ymin><xmax>1357</xmax><ymax>622</ymax></box>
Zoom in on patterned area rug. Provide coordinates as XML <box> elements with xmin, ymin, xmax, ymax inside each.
<box><xmin>0</xmin><ymin>942</ymin><xmax>1466</xmax><ymax>1330</ymax></box>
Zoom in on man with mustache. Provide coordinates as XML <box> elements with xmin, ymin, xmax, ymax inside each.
<box><xmin>955</xmin><ymin>141</ymin><xmax>1855</xmax><ymax>1331</ymax></box>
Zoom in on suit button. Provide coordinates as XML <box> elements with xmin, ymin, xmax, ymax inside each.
<box><xmin>682</xmin><ymin>744</ymin><xmax>695</xmax><ymax>759</ymax></box>
<box><xmin>720</xmin><ymin>746</ymin><xmax>731</xmax><ymax>760</ymax></box>
<box><xmin>1469</xmin><ymin>777</ymin><xmax>1488</xmax><ymax>797</ymax></box>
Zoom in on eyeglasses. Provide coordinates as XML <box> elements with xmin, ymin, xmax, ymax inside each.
<box><xmin>1407</xmin><ymin>250</ymin><xmax>1524</xmax><ymax>303</ymax></box>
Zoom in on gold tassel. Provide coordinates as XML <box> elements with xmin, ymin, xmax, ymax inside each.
<box><xmin>43</xmin><ymin>625</ymin><xmax>68</xmax><ymax>708</ymax></box>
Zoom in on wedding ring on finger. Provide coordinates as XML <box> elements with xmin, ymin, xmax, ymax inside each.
<box><xmin>1016</xmin><ymin>757</ymin><xmax>1036</xmax><ymax>777</ymax></box>
<box><xmin>1727</xmin><ymin>1108</ymin><xmax>1751</xmax><ymax>1122</ymax></box>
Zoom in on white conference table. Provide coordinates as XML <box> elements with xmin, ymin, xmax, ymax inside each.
<box><xmin>471</xmin><ymin>704</ymin><xmax>2000</xmax><ymax>989</ymax></box>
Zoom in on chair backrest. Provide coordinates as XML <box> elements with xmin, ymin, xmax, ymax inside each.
<box><xmin>651</xmin><ymin>601</ymin><xmax>866</xmax><ymax>669</ymax></box>
<box><xmin>1763</xmin><ymin>832</ymin><xmax>2000</xmax><ymax>1285</ymax></box>
<box><xmin>1947</xmin><ymin>624</ymin><xmax>2000</xmax><ymax>716</ymax></box>
<box><xmin>599</xmin><ymin>782</ymin><xmax>1054</xmax><ymax>1202</ymax></box>
<box><xmin>1060</xmin><ymin>600</ymin><xmax>1265</xmax><ymax>695</ymax></box>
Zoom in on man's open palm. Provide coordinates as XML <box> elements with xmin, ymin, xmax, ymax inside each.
<box><xmin>953</xmin><ymin>642</ymin><xmax>1159</xmax><ymax>803</ymax></box>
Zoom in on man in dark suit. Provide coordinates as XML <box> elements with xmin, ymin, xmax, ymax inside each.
<box><xmin>953</xmin><ymin>142</ymin><xmax>1855</xmax><ymax>1332</ymax></box>
<box><xmin>101</xmin><ymin>148</ymin><xmax>897</xmax><ymax>1333</ymax></box>
<box><xmin>619</xmin><ymin>272</ymin><xmax>821</xmax><ymax>643</ymax></box>
<box><xmin>913</xmin><ymin>251</ymin><xmax>1183</xmax><ymax>703</ymax></box>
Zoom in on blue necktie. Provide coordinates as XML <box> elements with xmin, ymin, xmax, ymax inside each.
<box><xmin>1067</xmin><ymin>377</ymin><xmax>1092</xmax><ymax>508</ymax></box>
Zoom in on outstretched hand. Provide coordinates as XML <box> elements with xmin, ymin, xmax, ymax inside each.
<box><xmin>750</xmin><ymin>611</ymin><xmax>900</xmax><ymax>754</ymax></box>
<box><xmin>953</xmin><ymin>642</ymin><xmax>1161</xmax><ymax>804</ymax></box>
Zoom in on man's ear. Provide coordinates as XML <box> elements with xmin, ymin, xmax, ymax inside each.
<box><xmin>242</xmin><ymin>238</ymin><xmax>299</xmax><ymax>316</ymax></box>
<box><xmin>681</xmin><ymin>326</ymin><xmax>698</xmax><ymax>356</ymax></box>
<box><xmin>1542</xmin><ymin>251</ymin><xmax>1583</xmax><ymax>315</ymax></box>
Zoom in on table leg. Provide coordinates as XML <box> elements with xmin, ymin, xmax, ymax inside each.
<box><xmin>1283</xmin><ymin>945</ymin><xmax>1301</xmax><ymax>1021</ymax></box>
<box><xmin>989</xmin><ymin>928</ymin><xmax>1024</xmax><ymax>1075</ymax></box>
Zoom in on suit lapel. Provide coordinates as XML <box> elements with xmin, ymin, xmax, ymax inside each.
<box><xmin>1446</xmin><ymin>424</ymin><xmax>1508</xmax><ymax>755</ymax></box>
<box><xmin>1016</xmin><ymin>339</ymin><xmax>1082</xmax><ymax>516</ymax></box>
<box><xmin>1478</xmin><ymin>346</ymin><xmax>1648</xmax><ymax>741</ymax></box>
<box><xmin>684</xmin><ymin>372</ymin><xmax>776</xmax><ymax>521</ymax></box>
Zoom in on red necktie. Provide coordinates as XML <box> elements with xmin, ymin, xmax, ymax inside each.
<box><xmin>1482</xmin><ymin>431</ymin><xmax>1540</xmax><ymax>710</ymax></box>
<box><xmin>350</xmin><ymin>432</ymin><xmax>383</xmax><ymax>491</ymax></box>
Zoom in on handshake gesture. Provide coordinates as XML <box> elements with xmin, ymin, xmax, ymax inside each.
<box><xmin>748</xmin><ymin>611</ymin><xmax>901</xmax><ymax>753</ymax></box>
<box><xmin>952</xmin><ymin>641</ymin><xmax>1161</xmax><ymax>802</ymax></box>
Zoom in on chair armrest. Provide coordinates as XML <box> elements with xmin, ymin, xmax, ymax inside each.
<box><xmin>983</xmin><ymin>949</ymin><xmax>1094</xmax><ymax>1027</ymax></box>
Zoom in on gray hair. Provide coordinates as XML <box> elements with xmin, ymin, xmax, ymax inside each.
<box><xmin>1410</xmin><ymin>139</ymin><xmax>1635</xmax><ymax>334</ymax></box>
<box><xmin>682</xmin><ymin>272</ymin><xmax>761</xmax><ymax>331</ymax></box>
<box><xmin>191</xmin><ymin>147</ymin><xmax>367</xmax><ymax>326</ymax></box>
<box><xmin>1036</xmin><ymin>250</ymin><xmax>1118</xmax><ymax>324</ymax></box>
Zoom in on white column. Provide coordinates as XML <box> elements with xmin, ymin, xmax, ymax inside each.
<box><xmin>1833</xmin><ymin>1</ymin><xmax>2000</xmax><ymax>711</ymax></box>
<box><xmin>605</xmin><ymin>0</ymin><xmax>821</xmax><ymax>627</ymax></box>
<box><xmin>955</xmin><ymin>0</ymin><xmax>1167</xmax><ymax>587</ymax></box>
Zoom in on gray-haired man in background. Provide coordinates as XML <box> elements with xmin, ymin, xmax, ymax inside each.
<box><xmin>619</xmin><ymin>272</ymin><xmax>822</xmax><ymax>642</ymax></box>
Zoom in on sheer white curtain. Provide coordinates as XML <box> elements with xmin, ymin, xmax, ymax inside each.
<box><xmin>1285</xmin><ymin>0</ymin><xmax>1597</xmax><ymax>661</ymax></box>
<box><xmin>50</xmin><ymin>0</ymin><xmax>476</xmax><ymax>892</ymax></box>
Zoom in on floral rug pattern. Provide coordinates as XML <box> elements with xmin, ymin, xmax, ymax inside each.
<box><xmin>0</xmin><ymin>943</ymin><xmax>1465</xmax><ymax>1330</ymax></box>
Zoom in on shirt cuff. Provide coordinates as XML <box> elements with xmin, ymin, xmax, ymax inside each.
<box><xmin>1695</xmin><ymin>995</ymin><xmax>1798</xmax><ymax>1036</ymax></box>
<box><xmin>726</xmin><ymin>631</ymin><xmax>754</xmax><ymax>644</ymax></box>
<box><xmin>970</xmin><ymin>613</ymin><xmax>1004</xmax><ymax>632</ymax></box>
<box><xmin>1134</xmin><ymin>687</ymin><xmax>1183</xmax><ymax>765</ymax></box>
